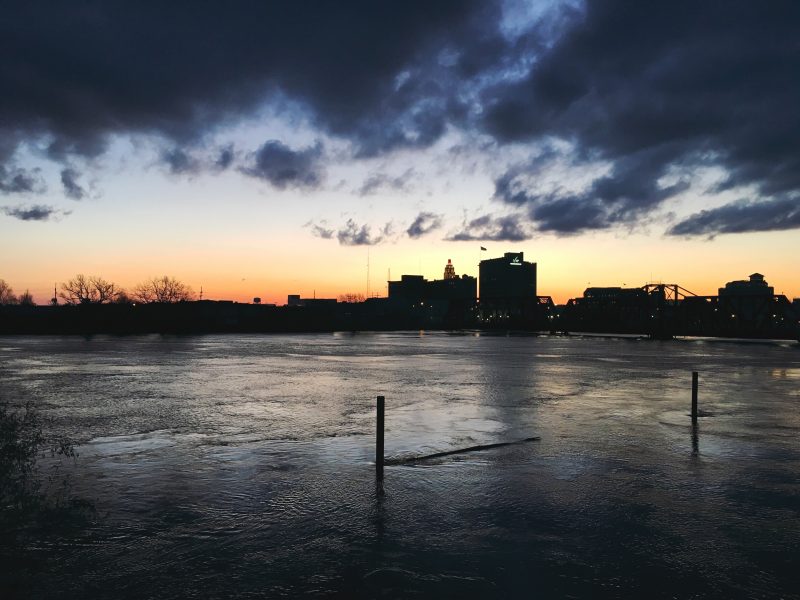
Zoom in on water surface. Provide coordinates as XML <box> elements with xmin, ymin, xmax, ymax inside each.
<box><xmin>1</xmin><ymin>333</ymin><xmax>799</xmax><ymax>598</ymax></box>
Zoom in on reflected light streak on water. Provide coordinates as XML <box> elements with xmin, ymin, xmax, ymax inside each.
<box><xmin>1</xmin><ymin>333</ymin><xmax>799</xmax><ymax>598</ymax></box>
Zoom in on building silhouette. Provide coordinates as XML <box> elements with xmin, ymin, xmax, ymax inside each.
<box><xmin>388</xmin><ymin>259</ymin><xmax>476</xmax><ymax>327</ymax></box>
<box><xmin>479</xmin><ymin>252</ymin><xmax>537</xmax><ymax>325</ymax></box>
<box><xmin>719</xmin><ymin>273</ymin><xmax>774</xmax><ymax>296</ymax></box>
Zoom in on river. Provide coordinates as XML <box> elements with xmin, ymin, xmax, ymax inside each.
<box><xmin>1</xmin><ymin>333</ymin><xmax>799</xmax><ymax>598</ymax></box>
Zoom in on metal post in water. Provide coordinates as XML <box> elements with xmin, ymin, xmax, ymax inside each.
<box><xmin>691</xmin><ymin>371</ymin><xmax>699</xmax><ymax>424</ymax></box>
<box><xmin>376</xmin><ymin>395</ymin><xmax>385</xmax><ymax>479</ymax></box>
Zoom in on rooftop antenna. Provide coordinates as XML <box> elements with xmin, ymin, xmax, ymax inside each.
<box><xmin>199</xmin><ymin>286</ymin><xmax>203</xmax><ymax>300</ymax></box>
<box><xmin>367</xmin><ymin>247</ymin><xmax>370</xmax><ymax>298</ymax></box>
<box><xmin>51</xmin><ymin>282</ymin><xmax>58</xmax><ymax>305</ymax></box>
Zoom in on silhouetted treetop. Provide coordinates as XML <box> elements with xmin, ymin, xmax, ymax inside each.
<box><xmin>338</xmin><ymin>293</ymin><xmax>365</xmax><ymax>303</ymax></box>
<box><xmin>59</xmin><ymin>275</ymin><xmax>122</xmax><ymax>304</ymax></box>
<box><xmin>0</xmin><ymin>279</ymin><xmax>18</xmax><ymax>305</ymax></box>
<box><xmin>132</xmin><ymin>276</ymin><xmax>194</xmax><ymax>303</ymax></box>
<box><xmin>18</xmin><ymin>290</ymin><xmax>35</xmax><ymax>306</ymax></box>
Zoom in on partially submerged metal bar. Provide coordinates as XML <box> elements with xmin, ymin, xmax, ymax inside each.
<box><xmin>385</xmin><ymin>436</ymin><xmax>541</xmax><ymax>466</ymax></box>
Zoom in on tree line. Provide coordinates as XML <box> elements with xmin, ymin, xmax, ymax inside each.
<box><xmin>0</xmin><ymin>280</ymin><xmax>35</xmax><ymax>306</ymax></box>
<box><xmin>0</xmin><ymin>275</ymin><xmax>195</xmax><ymax>306</ymax></box>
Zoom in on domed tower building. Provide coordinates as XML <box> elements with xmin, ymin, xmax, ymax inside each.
<box><xmin>443</xmin><ymin>259</ymin><xmax>456</xmax><ymax>280</ymax></box>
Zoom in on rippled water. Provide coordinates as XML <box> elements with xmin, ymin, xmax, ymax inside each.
<box><xmin>1</xmin><ymin>333</ymin><xmax>799</xmax><ymax>598</ymax></box>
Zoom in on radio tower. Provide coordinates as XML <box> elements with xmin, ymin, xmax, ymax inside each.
<box><xmin>443</xmin><ymin>259</ymin><xmax>456</xmax><ymax>280</ymax></box>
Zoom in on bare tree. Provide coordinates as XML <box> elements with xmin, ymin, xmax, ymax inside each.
<box><xmin>338</xmin><ymin>293</ymin><xmax>365</xmax><ymax>303</ymax></box>
<box><xmin>132</xmin><ymin>276</ymin><xmax>194</xmax><ymax>303</ymax></box>
<box><xmin>59</xmin><ymin>275</ymin><xmax>122</xmax><ymax>304</ymax></box>
<box><xmin>113</xmin><ymin>290</ymin><xmax>132</xmax><ymax>305</ymax></box>
<box><xmin>18</xmin><ymin>290</ymin><xmax>35</xmax><ymax>306</ymax></box>
<box><xmin>0</xmin><ymin>279</ymin><xmax>18</xmax><ymax>305</ymax></box>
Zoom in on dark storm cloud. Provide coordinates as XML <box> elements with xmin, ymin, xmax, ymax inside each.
<box><xmin>60</xmin><ymin>168</ymin><xmax>86</xmax><ymax>200</ymax></box>
<box><xmin>669</xmin><ymin>197</ymin><xmax>800</xmax><ymax>237</ymax></box>
<box><xmin>446</xmin><ymin>214</ymin><xmax>531</xmax><ymax>242</ymax></box>
<box><xmin>483</xmin><ymin>0</ymin><xmax>800</xmax><ymax>234</ymax></box>
<box><xmin>2</xmin><ymin>204</ymin><xmax>59</xmax><ymax>221</ymax></box>
<box><xmin>0</xmin><ymin>1</ymin><xmax>494</xmax><ymax>162</ymax></box>
<box><xmin>406</xmin><ymin>212</ymin><xmax>442</xmax><ymax>238</ymax></box>
<box><xmin>0</xmin><ymin>165</ymin><xmax>45</xmax><ymax>195</ymax></box>
<box><xmin>241</xmin><ymin>141</ymin><xmax>324</xmax><ymax>189</ymax></box>
<box><xmin>2</xmin><ymin>1</ymin><xmax>798</xmax><ymax>236</ymax></box>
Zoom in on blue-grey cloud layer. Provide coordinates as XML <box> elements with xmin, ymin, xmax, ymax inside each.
<box><xmin>670</xmin><ymin>197</ymin><xmax>800</xmax><ymax>237</ymax></box>
<box><xmin>2</xmin><ymin>205</ymin><xmax>59</xmax><ymax>221</ymax></box>
<box><xmin>1</xmin><ymin>1</ymin><xmax>798</xmax><ymax>236</ymax></box>
<box><xmin>483</xmin><ymin>1</ymin><xmax>800</xmax><ymax>235</ymax></box>
<box><xmin>446</xmin><ymin>214</ymin><xmax>530</xmax><ymax>242</ymax></box>
<box><xmin>60</xmin><ymin>168</ymin><xmax>86</xmax><ymax>199</ymax></box>
<box><xmin>242</xmin><ymin>141</ymin><xmax>324</xmax><ymax>189</ymax></box>
<box><xmin>407</xmin><ymin>212</ymin><xmax>442</xmax><ymax>238</ymax></box>
<box><xmin>0</xmin><ymin>165</ymin><xmax>44</xmax><ymax>194</ymax></box>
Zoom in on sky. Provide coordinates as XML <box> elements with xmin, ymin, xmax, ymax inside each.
<box><xmin>1</xmin><ymin>0</ymin><xmax>799</xmax><ymax>305</ymax></box>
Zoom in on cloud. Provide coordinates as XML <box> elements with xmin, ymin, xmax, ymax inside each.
<box><xmin>446</xmin><ymin>214</ymin><xmax>531</xmax><ymax>241</ymax></box>
<box><xmin>1</xmin><ymin>1</ymin><xmax>798</xmax><ymax>237</ymax></box>
<box><xmin>407</xmin><ymin>212</ymin><xmax>442</xmax><ymax>238</ymax></box>
<box><xmin>337</xmin><ymin>220</ymin><xmax>382</xmax><ymax>246</ymax></box>
<box><xmin>335</xmin><ymin>219</ymin><xmax>387</xmax><ymax>246</ymax></box>
<box><xmin>668</xmin><ymin>196</ymin><xmax>800</xmax><ymax>237</ymax></box>
<box><xmin>0</xmin><ymin>165</ymin><xmax>45</xmax><ymax>194</ymax></box>
<box><xmin>493</xmin><ymin>146</ymin><xmax>691</xmax><ymax>233</ymax></box>
<box><xmin>480</xmin><ymin>0</ymin><xmax>800</xmax><ymax>233</ymax></box>
<box><xmin>308</xmin><ymin>218</ymin><xmax>388</xmax><ymax>245</ymax></box>
<box><xmin>308</xmin><ymin>223</ymin><xmax>334</xmax><ymax>239</ymax></box>
<box><xmin>216</xmin><ymin>145</ymin><xmax>235</xmax><ymax>170</ymax></box>
<box><xmin>161</xmin><ymin>148</ymin><xmax>199</xmax><ymax>175</ymax></box>
<box><xmin>160</xmin><ymin>145</ymin><xmax>236</xmax><ymax>176</ymax></box>
<box><xmin>241</xmin><ymin>141</ymin><xmax>324</xmax><ymax>189</ymax></box>
<box><xmin>60</xmin><ymin>168</ymin><xmax>86</xmax><ymax>200</ymax></box>
<box><xmin>358</xmin><ymin>168</ymin><xmax>416</xmax><ymax>196</ymax></box>
<box><xmin>0</xmin><ymin>2</ymin><xmax>498</xmax><ymax>162</ymax></box>
<box><xmin>2</xmin><ymin>204</ymin><xmax>60</xmax><ymax>221</ymax></box>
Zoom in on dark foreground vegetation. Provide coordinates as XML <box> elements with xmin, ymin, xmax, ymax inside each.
<box><xmin>0</xmin><ymin>402</ymin><xmax>93</xmax><ymax>597</ymax></box>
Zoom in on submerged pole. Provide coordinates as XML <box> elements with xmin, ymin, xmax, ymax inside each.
<box><xmin>376</xmin><ymin>395</ymin><xmax>385</xmax><ymax>479</ymax></box>
<box><xmin>691</xmin><ymin>371</ymin><xmax>699</xmax><ymax>423</ymax></box>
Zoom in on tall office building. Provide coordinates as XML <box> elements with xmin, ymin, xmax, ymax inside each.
<box><xmin>479</xmin><ymin>252</ymin><xmax>537</xmax><ymax>300</ymax></box>
<box><xmin>479</xmin><ymin>252</ymin><xmax>537</xmax><ymax>323</ymax></box>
